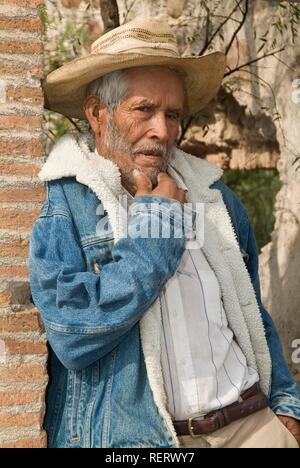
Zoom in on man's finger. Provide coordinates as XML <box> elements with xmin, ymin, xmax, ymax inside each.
<box><xmin>156</xmin><ymin>172</ymin><xmax>173</xmax><ymax>185</ymax></box>
<box><xmin>133</xmin><ymin>169</ymin><xmax>153</xmax><ymax>194</ymax></box>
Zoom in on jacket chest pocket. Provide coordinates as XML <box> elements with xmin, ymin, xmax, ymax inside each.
<box><xmin>82</xmin><ymin>237</ymin><xmax>114</xmax><ymax>275</ymax></box>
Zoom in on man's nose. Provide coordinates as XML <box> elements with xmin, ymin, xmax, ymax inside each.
<box><xmin>147</xmin><ymin>112</ymin><xmax>169</xmax><ymax>143</ymax></box>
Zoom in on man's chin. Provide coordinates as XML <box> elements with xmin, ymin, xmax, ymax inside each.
<box><xmin>127</xmin><ymin>164</ymin><xmax>167</xmax><ymax>190</ymax></box>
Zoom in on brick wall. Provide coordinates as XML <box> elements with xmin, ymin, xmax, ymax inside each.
<box><xmin>0</xmin><ymin>0</ymin><xmax>48</xmax><ymax>448</ymax></box>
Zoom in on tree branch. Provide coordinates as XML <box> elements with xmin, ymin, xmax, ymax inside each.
<box><xmin>272</xmin><ymin>54</ymin><xmax>297</xmax><ymax>73</ymax></box>
<box><xmin>225</xmin><ymin>0</ymin><xmax>249</xmax><ymax>55</ymax></box>
<box><xmin>122</xmin><ymin>0</ymin><xmax>138</xmax><ymax>24</ymax></box>
<box><xmin>66</xmin><ymin>116</ymin><xmax>83</xmax><ymax>133</ymax></box>
<box><xmin>235</xmin><ymin>35</ymin><xmax>240</xmax><ymax>68</ymax></box>
<box><xmin>234</xmin><ymin>0</ymin><xmax>245</xmax><ymax>15</ymax></box>
<box><xmin>224</xmin><ymin>47</ymin><xmax>285</xmax><ymax>77</ymax></box>
<box><xmin>178</xmin><ymin>115</ymin><xmax>196</xmax><ymax>146</ymax></box>
<box><xmin>202</xmin><ymin>2</ymin><xmax>211</xmax><ymax>53</ymax></box>
<box><xmin>199</xmin><ymin>0</ymin><xmax>244</xmax><ymax>55</ymax></box>
<box><xmin>235</xmin><ymin>68</ymin><xmax>286</xmax><ymax>147</ymax></box>
<box><xmin>99</xmin><ymin>0</ymin><xmax>120</xmax><ymax>32</ymax></box>
<box><xmin>211</xmin><ymin>14</ymin><xmax>240</xmax><ymax>24</ymax></box>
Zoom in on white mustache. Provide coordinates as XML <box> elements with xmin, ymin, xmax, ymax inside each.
<box><xmin>132</xmin><ymin>144</ymin><xmax>168</xmax><ymax>158</ymax></box>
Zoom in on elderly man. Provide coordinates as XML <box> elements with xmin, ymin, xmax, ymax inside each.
<box><xmin>29</xmin><ymin>18</ymin><xmax>300</xmax><ymax>448</ymax></box>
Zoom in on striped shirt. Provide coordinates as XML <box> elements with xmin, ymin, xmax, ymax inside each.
<box><xmin>160</xmin><ymin>246</ymin><xmax>259</xmax><ymax>420</ymax></box>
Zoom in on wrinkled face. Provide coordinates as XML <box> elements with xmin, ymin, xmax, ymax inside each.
<box><xmin>87</xmin><ymin>66</ymin><xmax>185</xmax><ymax>191</ymax></box>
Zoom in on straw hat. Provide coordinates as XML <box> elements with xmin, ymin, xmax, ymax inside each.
<box><xmin>43</xmin><ymin>17</ymin><xmax>226</xmax><ymax>120</ymax></box>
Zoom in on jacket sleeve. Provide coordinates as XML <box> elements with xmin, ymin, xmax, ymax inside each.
<box><xmin>243</xmin><ymin>213</ymin><xmax>300</xmax><ymax>420</ymax></box>
<box><xmin>29</xmin><ymin>196</ymin><xmax>186</xmax><ymax>371</ymax></box>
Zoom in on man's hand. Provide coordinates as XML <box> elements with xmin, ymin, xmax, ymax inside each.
<box><xmin>133</xmin><ymin>170</ymin><xmax>187</xmax><ymax>204</ymax></box>
<box><xmin>277</xmin><ymin>415</ymin><xmax>300</xmax><ymax>446</ymax></box>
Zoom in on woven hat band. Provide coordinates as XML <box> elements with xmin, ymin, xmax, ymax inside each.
<box><xmin>91</xmin><ymin>37</ymin><xmax>179</xmax><ymax>57</ymax></box>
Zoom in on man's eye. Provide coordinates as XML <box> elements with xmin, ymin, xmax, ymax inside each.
<box><xmin>167</xmin><ymin>113</ymin><xmax>180</xmax><ymax>121</ymax></box>
<box><xmin>137</xmin><ymin>106</ymin><xmax>151</xmax><ymax>112</ymax></box>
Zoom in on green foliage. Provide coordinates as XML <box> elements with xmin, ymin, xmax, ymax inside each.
<box><xmin>38</xmin><ymin>3</ymin><xmax>49</xmax><ymax>29</ymax></box>
<box><xmin>48</xmin><ymin>21</ymin><xmax>90</xmax><ymax>73</ymax></box>
<box><xmin>189</xmin><ymin>0</ymin><xmax>300</xmax><ymax>55</ymax></box>
<box><xmin>256</xmin><ymin>1</ymin><xmax>300</xmax><ymax>53</ymax></box>
<box><xmin>43</xmin><ymin>1</ymin><xmax>94</xmax><ymax>151</ymax></box>
<box><xmin>222</xmin><ymin>169</ymin><xmax>281</xmax><ymax>251</ymax></box>
<box><xmin>43</xmin><ymin>110</ymin><xmax>89</xmax><ymax>156</ymax></box>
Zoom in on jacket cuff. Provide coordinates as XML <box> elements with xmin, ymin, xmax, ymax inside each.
<box><xmin>271</xmin><ymin>398</ymin><xmax>300</xmax><ymax>421</ymax></box>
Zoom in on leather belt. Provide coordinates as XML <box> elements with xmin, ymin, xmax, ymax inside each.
<box><xmin>173</xmin><ymin>383</ymin><xmax>269</xmax><ymax>438</ymax></box>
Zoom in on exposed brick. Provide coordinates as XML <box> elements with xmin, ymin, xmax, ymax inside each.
<box><xmin>0</xmin><ymin>187</ymin><xmax>45</xmax><ymax>203</ymax></box>
<box><xmin>6</xmin><ymin>87</ymin><xmax>44</xmax><ymax>106</ymax></box>
<box><xmin>0</xmin><ymin>289</ymin><xmax>12</xmax><ymax>307</ymax></box>
<box><xmin>0</xmin><ymin>281</ymin><xmax>31</xmax><ymax>307</ymax></box>
<box><xmin>0</xmin><ymin>139</ymin><xmax>44</xmax><ymax>157</ymax></box>
<box><xmin>0</xmin><ymin>41</ymin><xmax>43</xmax><ymax>55</ymax></box>
<box><xmin>0</xmin><ymin>59</ymin><xmax>43</xmax><ymax>79</ymax></box>
<box><xmin>0</xmin><ymin>412</ymin><xmax>42</xmax><ymax>428</ymax></box>
<box><xmin>0</xmin><ymin>16</ymin><xmax>43</xmax><ymax>33</ymax></box>
<box><xmin>0</xmin><ymin>239</ymin><xmax>29</xmax><ymax>257</ymax></box>
<box><xmin>0</xmin><ymin>115</ymin><xmax>42</xmax><ymax>130</ymax></box>
<box><xmin>4</xmin><ymin>339</ymin><xmax>47</xmax><ymax>355</ymax></box>
<box><xmin>0</xmin><ymin>310</ymin><xmax>42</xmax><ymax>334</ymax></box>
<box><xmin>0</xmin><ymin>434</ymin><xmax>47</xmax><ymax>449</ymax></box>
<box><xmin>0</xmin><ymin>161</ymin><xmax>41</xmax><ymax>176</ymax></box>
<box><xmin>0</xmin><ymin>210</ymin><xmax>40</xmax><ymax>230</ymax></box>
<box><xmin>0</xmin><ymin>364</ymin><xmax>48</xmax><ymax>384</ymax></box>
<box><xmin>0</xmin><ymin>0</ymin><xmax>44</xmax><ymax>8</ymax></box>
<box><xmin>0</xmin><ymin>390</ymin><xmax>43</xmax><ymax>407</ymax></box>
<box><xmin>0</xmin><ymin>265</ymin><xmax>28</xmax><ymax>279</ymax></box>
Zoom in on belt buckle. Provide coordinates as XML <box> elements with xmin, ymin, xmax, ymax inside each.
<box><xmin>188</xmin><ymin>411</ymin><xmax>207</xmax><ymax>438</ymax></box>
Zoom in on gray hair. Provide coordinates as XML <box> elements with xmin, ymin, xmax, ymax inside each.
<box><xmin>85</xmin><ymin>69</ymin><xmax>129</xmax><ymax>112</ymax></box>
<box><xmin>85</xmin><ymin>66</ymin><xmax>186</xmax><ymax>112</ymax></box>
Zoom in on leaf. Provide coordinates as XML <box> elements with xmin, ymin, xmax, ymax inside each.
<box><xmin>37</xmin><ymin>4</ymin><xmax>48</xmax><ymax>26</ymax></box>
<box><xmin>257</xmin><ymin>42</ymin><xmax>266</xmax><ymax>53</ymax></box>
<box><xmin>271</xmin><ymin>38</ymin><xmax>277</xmax><ymax>49</ymax></box>
<box><xmin>202</xmin><ymin>124</ymin><xmax>209</xmax><ymax>137</ymax></box>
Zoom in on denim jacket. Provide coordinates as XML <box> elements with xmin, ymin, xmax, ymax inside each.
<box><xmin>29</xmin><ymin>134</ymin><xmax>300</xmax><ymax>448</ymax></box>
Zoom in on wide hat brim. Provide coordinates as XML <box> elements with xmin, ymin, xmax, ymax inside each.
<box><xmin>43</xmin><ymin>51</ymin><xmax>226</xmax><ymax>120</ymax></box>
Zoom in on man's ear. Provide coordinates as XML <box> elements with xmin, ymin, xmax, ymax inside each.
<box><xmin>84</xmin><ymin>95</ymin><xmax>106</xmax><ymax>134</ymax></box>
